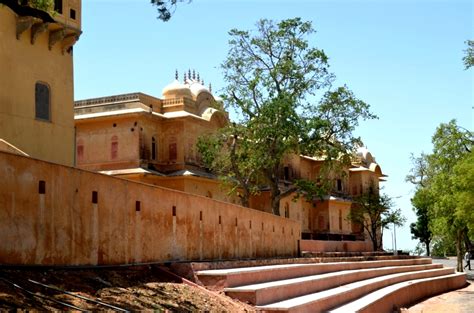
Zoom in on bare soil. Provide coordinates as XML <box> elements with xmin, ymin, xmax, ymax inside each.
<box><xmin>0</xmin><ymin>265</ymin><xmax>255</xmax><ymax>312</ymax></box>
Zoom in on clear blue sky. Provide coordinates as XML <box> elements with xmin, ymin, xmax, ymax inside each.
<box><xmin>74</xmin><ymin>0</ymin><xmax>473</xmax><ymax>252</ymax></box>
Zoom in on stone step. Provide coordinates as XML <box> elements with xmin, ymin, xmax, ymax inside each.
<box><xmin>196</xmin><ymin>258</ymin><xmax>432</xmax><ymax>289</ymax></box>
<box><xmin>328</xmin><ymin>272</ymin><xmax>467</xmax><ymax>313</ymax></box>
<box><xmin>224</xmin><ymin>263</ymin><xmax>442</xmax><ymax>305</ymax></box>
<box><xmin>255</xmin><ymin>267</ymin><xmax>454</xmax><ymax>313</ymax></box>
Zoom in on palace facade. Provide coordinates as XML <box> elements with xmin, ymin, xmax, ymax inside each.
<box><xmin>74</xmin><ymin>75</ymin><xmax>387</xmax><ymax>244</ymax></box>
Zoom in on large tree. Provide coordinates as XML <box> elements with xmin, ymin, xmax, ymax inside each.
<box><xmin>407</xmin><ymin>120</ymin><xmax>473</xmax><ymax>271</ymax></box>
<box><xmin>200</xmin><ymin>18</ymin><xmax>375</xmax><ymax>214</ymax></box>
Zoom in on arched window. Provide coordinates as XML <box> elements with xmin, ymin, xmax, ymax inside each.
<box><xmin>111</xmin><ymin>136</ymin><xmax>118</xmax><ymax>160</ymax></box>
<box><xmin>151</xmin><ymin>137</ymin><xmax>156</xmax><ymax>160</ymax></box>
<box><xmin>76</xmin><ymin>139</ymin><xmax>84</xmax><ymax>162</ymax></box>
<box><xmin>35</xmin><ymin>82</ymin><xmax>50</xmax><ymax>121</ymax></box>
<box><xmin>169</xmin><ymin>142</ymin><xmax>177</xmax><ymax>161</ymax></box>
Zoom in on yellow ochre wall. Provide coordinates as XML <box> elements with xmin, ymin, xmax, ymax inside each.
<box><xmin>0</xmin><ymin>151</ymin><xmax>300</xmax><ymax>266</ymax></box>
<box><xmin>0</xmin><ymin>4</ymin><xmax>80</xmax><ymax>166</ymax></box>
<box><xmin>76</xmin><ymin>116</ymin><xmax>141</xmax><ymax>171</ymax></box>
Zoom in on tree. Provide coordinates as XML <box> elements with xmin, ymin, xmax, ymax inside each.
<box><xmin>150</xmin><ymin>0</ymin><xmax>190</xmax><ymax>21</ymax></box>
<box><xmin>200</xmin><ymin>18</ymin><xmax>375</xmax><ymax>214</ymax></box>
<box><xmin>409</xmin><ymin>188</ymin><xmax>433</xmax><ymax>256</ymax></box>
<box><xmin>407</xmin><ymin>120</ymin><xmax>473</xmax><ymax>271</ymax></box>
<box><xmin>463</xmin><ymin>40</ymin><xmax>474</xmax><ymax>69</ymax></box>
<box><xmin>429</xmin><ymin>121</ymin><xmax>472</xmax><ymax>271</ymax></box>
<box><xmin>197</xmin><ymin>124</ymin><xmax>263</xmax><ymax>208</ymax></box>
<box><xmin>348</xmin><ymin>189</ymin><xmax>405</xmax><ymax>251</ymax></box>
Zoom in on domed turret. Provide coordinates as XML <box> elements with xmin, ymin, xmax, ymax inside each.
<box><xmin>189</xmin><ymin>80</ymin><xmax>211</xmax><ymax>99</ymax></box>
<box><xmin>356</xmin><ymin>147</ymin><xmax>375</xmax><ymax>164</ymax></box>
<box><xmin>162</xmin><ymin>79</ymin><xmax>193</xmax><ymax>99</ymax></box>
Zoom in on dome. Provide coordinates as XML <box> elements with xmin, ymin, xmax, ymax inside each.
<box><xmin>356</xmin><ymin>147</ymin><xmax>374</xmax><ymax>164</ymax></box>
<box><xmin>189</xmin><ymin>81</ymin><xmax>211</xmax><ymax>98</ymax></box>
<box><xmin>162</xmin><ymin>79</ymin><xmax>193</xmax><ymax>99</ymax></box>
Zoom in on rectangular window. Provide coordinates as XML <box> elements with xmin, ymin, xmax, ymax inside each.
<box><xmin>35</xmin><ymin>82</ymin><xmax>50</xmax><ymax>121</ymax></box>
<box><xmin>54</xmin><ymin>0</ymin><xmax>63</xmax><ymax>14</ymax></box>
<box><xmin>337</xmin><ymin>179</ymin><xmax>342</xmax><ymax>192</ymax></box>
<box><xmin>92</xmin><ymin>191</ymin><xmax>98</xmax><ymax>204</ymax></box>
<box><xmin>70</xmin><ymin>9</ymin><xmax>76</xmax><ymax>20</ymax></box>
<box><xmin>38</xmin><ymin>180</ymin><xmax>46</xmax><ymax>194</ymax></box>
<box><xmin>151</xmin><ymin>138</ymin><xmax>156</xmax><ymax>160</ymax></box>
<box><xmin>135</xmin><ymin>201</ymin><xmax>141</xmax><ymax>212</ymax></box>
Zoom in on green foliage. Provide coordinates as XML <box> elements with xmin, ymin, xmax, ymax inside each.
<box><xmin>21</xmin><ymin>0</ymin><xmax>54</xmax><ymax>13</ymax></box>
<box><xmin>409</xmin><ymin>188</ymin><xmax>433</xmax><ymax>256</ymax></box>
<box><xmin>463</xmin><ymin>40</ymin><xmax>474</xmax><ymax>69</ymax></box>
<box><xmin>407</xmin><ymin>120</ymin><xmax>473</xmax><ymax>270</ymax></box>
<box><xmin>348</xmin><ymin>189</ymin><xmax>405</xmax><ymax>251</ymax></box>
<box><xmin>199</xmin><ymin>18</ymin><xmax>374</xmax><ymax>214</ymax></box>
<box><xmin>431</xmin><ymin>236</ymin><xmax>456</xmax><ymax>257</ymax></box>
<box><xmin>150</xmin><ymin>0</ymin><xmax>189</xmax><ymax>21</ymax></box>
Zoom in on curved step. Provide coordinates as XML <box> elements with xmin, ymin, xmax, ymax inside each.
<box><xmin>197</xmin><ymin>258</ymin><xmax>432</xmax><ymax>288</ymax></box>
<box><xmin>256</xmin><ymin>267</ymin><xmax>454</xmax><ymax>313</ymax></box>
<box><xmin>225</xmin><ymin>263</ymin><xmax>442</xmax><ymax>305</ymax></box>
<box><xmin>328</xmin><ymin>272</ymin><xmax>467</xmax><ymax>313</ymax></box>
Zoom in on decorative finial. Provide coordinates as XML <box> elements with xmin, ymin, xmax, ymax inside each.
<box><xmin>188</xmin><ymin>69</ymin><xmax>191</xmax><ymax>80</ymax></box>
<box><xmin>197</xmin><ymin>73</ymin><xmax>200</xmax><ymax>82</ymax></box>
<box><xmin>184</xmin><ymin>72</ymin><xmax>187</xmax><ymax>83</ymax></box>
<box><xmin>192</xmin><ymin>69</ymin><xmax>196</xmax><ymax>80</ymax></box>
<box><xmin>201</xmin><ymin>79</ymin><xmax>205</xmax><ymax>85</ymax></box>
<box><xmin>209</xmin><ymin>83</ymin><xmax>212</xmax><ymax>93</ymax></box>
<box><xmin>175</xmin><ymin>69</ymin><xmax>178</xmax><ymax>80</ymax></box>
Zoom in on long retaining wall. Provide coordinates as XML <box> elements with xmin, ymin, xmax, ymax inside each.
<box><xmin>300</xmin><ymin>239</ymin><xmax>372</xmax><ymax>253</ymax></box>
<box><xmin>0</xmin><ymin>151</ymin><xmax>300</xmax><ymax>266</ymax></box>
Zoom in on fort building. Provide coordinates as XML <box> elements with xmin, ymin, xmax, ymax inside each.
<box><xmin>0</xmin><ymin>0</ymin><xmax>81</xmax><ymax>166</ymax></box>
<box><xmin>74</xmin><ymin>75</ymin><xmax>387</xmax><ymax>250</ymax></box>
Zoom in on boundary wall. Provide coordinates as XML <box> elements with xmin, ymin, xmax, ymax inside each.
<box><xmin>300</xmin><ymin>239</ymin><xmax>372</xmax><ymax>253</ymax></box>
<box><xmin>0</xmin><ymin>151</ymin><xmax>300</xmax><ymax>265</ymax></box>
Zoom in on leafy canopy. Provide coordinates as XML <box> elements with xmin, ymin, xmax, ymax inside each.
<box><xmin>407</xmin><ymin>120</ymin><xmax>473</xmax><ymax>270</ymax></box>
<box><xmin>463</xmin><ymin>40</ymin><xmax>474</xmax><ymax>69</ymax></box>
<box><xmin>150</xmin><ymin>0</ymin><xmax>190</xmax><ymax>21</ymax></box>
<box><xmin>348</xmin><ymin>189</ymin><xmax>405</xmax><ymax>251</ymax></box>
<box><xmin>199</xmin><ymin>18</ymin><xmax>375</xmax><ymax>214</ymax></box>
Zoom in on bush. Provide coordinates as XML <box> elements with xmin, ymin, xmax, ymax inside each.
<box><xmin>21</xmin><ymin>0</ymin><xmax>54</xmax><ymax>13</ymax></box>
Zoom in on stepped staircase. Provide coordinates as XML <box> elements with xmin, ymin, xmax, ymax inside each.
<box><xmin>195</xmin><ymin>255</ymin><xmax>466</xmax><ymax>312</ymax></box>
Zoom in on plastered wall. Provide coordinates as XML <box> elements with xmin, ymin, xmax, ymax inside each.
<box><xmin>0</xmin><ymin>151</ymin><xmax>300</xmax><ymax>266</ymax></box>
<box><xmin>0</xmin><ymin>6</ymin><xmax>76</xmax><ymax>166</ymax></box>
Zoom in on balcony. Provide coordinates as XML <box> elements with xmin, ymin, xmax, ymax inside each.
<box><xmin>2</xmin><ymin>0</ymin><xmax>82</xmax><ymax>54</ymax></box>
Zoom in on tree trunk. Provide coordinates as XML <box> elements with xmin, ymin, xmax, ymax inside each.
<box><xmin>370</xmin><ymin>224</ymin><xmax>378</xmax><ymax>251</ymax></box>
<box><xmin>266</xmin><ymin>167</ymin><xmax>281</xmax><ymax>216</ymax></box>
<box><xmin>425</xmin><ymin>240</ymin><xmax>430</xmax><ymax>257</ymax></box>
<box><xmin>456</xmin><ymin>228</ymin><xmax>463</xmax><ymax>272</ymax></box>
<box><xmin>270</xmin><ymin>182</ymin><xmax>281</xmax><ymax>216</ymax></box>
<box><xmin>240</xmin><ymin>191</ymin><xmax>250</xmax><ymax>208</ymax></box>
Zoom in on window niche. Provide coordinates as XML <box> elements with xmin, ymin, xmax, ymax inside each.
<box><xmin>151</xmin><ymin>137</ymin><xmax>157</xmax><ymax>160</ymax></box>
<box><xmin>111</xmin><ymin>136</ymin><xmax>118</xmax><ymax>160</ymax></box>
<box><xmin>54</xmin><ymin>0</ymin><xmax>63</xmax><ymax>14</ymax></box>
<box><xmin>35</xmin><ymin>82</ymin><xmax>50</xmax><ymax>121</ymax></box>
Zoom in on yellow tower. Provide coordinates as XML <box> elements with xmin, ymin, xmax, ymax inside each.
<box><xmin>0</xmin><ymin>0</ymin><xmax>82</xmax><ymax>166</ymax></box>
